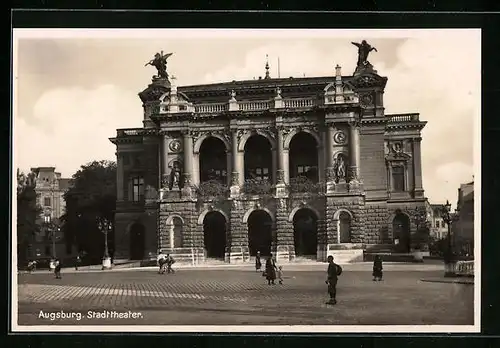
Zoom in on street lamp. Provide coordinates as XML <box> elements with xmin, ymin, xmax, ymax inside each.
<box><xmin>97</xmin><ymin>217</ymin><xmax>112</xmax><ymax>270</ymax></box>
<box><xmin>44</xmin><ymin>214</ymin><xmax>56</xmax><ymax>269</ymax></box>
<box><xmin>441</xmin><ymin>200</ymin><xmax>459</xmax><ymax>277</ymax></box>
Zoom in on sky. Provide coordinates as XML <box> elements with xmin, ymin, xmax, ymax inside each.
<box><xmin>13</xmin><ymin>29</ymin><xmax>480</xmax><ymax>206</ymax></box>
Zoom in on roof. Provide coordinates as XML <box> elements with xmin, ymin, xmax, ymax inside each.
<box><xmin>139</xmin><ymin>72</ymin><xmax>388</xmax><ymax>104</ymax></box>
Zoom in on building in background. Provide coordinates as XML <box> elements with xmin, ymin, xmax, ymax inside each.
<box><xmin>29</xmin><ymin>167</ymin><xmax>72</xmax><ymax>259</ymax></box>
<box><xmin>453</xmin><ymin>181</ymin><xmax>474</xmax><ymax>255</ymax></box>
<box><xmin>110</xmin><ymin>43</ymin><xmax>428</xmax><ymax>264</ymax></box>
<box><xmin>425</xmin><ymin>200</ymin><xmax>448</xmax><ymax>240</ymax></box>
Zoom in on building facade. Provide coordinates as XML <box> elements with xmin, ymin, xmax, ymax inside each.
<box><xmin>110</xmin><ymin>50</ymin><xmax>427</xmax><ymax>263</ymax></box>
<box><xmin>425</xmin><ymin>201</ymin><xmax>448</xmax><ymax>240</ymax></box>
<box><xmin>30</xmin><ymin>167</ymin><xmax>71</xmax><ymax>258</ymax></box>
<box><xmin>453</xmin><ymin>181</ymin><xmax>474</xmax><ymax>255</ymax></box>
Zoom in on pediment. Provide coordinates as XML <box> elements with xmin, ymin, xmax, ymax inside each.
<box><xmin>385</xmin><ymin>152</ymin><xmax>411</xmax><ymax>162</ymax></box>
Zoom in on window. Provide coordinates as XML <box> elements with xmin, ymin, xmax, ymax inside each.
<box><xmin>203</xmin><ymin>168</ymin><xmax>227</xmax><ymax>183</ymax></box>
<box><xmin>392</xmin><ymin>166</ymin><xmax>405</xmax><ymax>192</ymax></box>
<box><xmin>296</xmin><ymin>165</ymin><xmax>318</xmax><ymax>181</ymax></box>
<box><xmin>44</xmin><ymin>197</ymin><xmax>51</xmax><ymax>207</ymax></box>
<box><xmin>132</xmin><ymin>176</ymin><xmax>145</xmax><ymax>202</ymax></box>
<box><xmin>252</xmin><ymin>167</ymin><xmax>269</xmax><ymax>181</ymax></box>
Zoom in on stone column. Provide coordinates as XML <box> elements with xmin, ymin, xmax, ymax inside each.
<box><xmin>276</xmin><ymin>129</ymin><xmax>285</xmax><ymax>184</ymax></box>
<box><xmin>230</xmin><ymin>130</ymin><xmax>241</xmax><ymax>196</ymax></box>
<box><xmin>325</xmin><ymin>125</ymin><xmax>334</xmax><ymax>175</ymax></box>
<box><xmin>412</xmin><ymin>137</ymin><xmax>424</xmax><ymax>197</ymax></box>
<box><xmin>116</xmin><ymin>152</ymin><xmax>124</xmax><ymax>201</ymax></box>
<box><xmin>160</xmin><ymin>133</ymin><xmax>169</xmax><ymax>189</ymax></box>
<box><xmin>325</xmin><ymin>124</ymin><xmax>335</xmax><ymax>193</ymax></box>
<box><xmin>348</xmin><ymin>121</ymin><xmax>362</xmax><ymax>185</ymax></box>
<box><xmin>226</xmin><ymin>150</ymin><xmax>232</xmax><ymax>186</ymax></box>
<box><xmin>182</xmin><ymin>131</ymin><xmax>193</xmax><ymax>187</ymax></box>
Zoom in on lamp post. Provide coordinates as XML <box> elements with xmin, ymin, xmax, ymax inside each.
<box><xmin>441</xmin><ymin>200</ymin><xmax>458</xmax><ymax>277</ymax></box>
<box><xmin>44</xmin><ymin>214</ymin><xmax>56</xmax><ymax>270</ymax></box>
<box><xmin>97</xmin><ymin>217</ymin><xmax>112</xmax><ymax>270</ymax></box>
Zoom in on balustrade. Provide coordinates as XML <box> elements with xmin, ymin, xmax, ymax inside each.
<box><xmin>388</xmin><ymin>114</ymin><xmax>419</xmax><ymax>122</ymax></box>
<box><xmin>455</xmin><ymin>260</ymin><xmax>474</xmax><ymax>277</ymax></box>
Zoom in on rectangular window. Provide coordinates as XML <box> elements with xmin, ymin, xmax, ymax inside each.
<box><xmin>253</xmin><ymin>167</ymin><xmax>269</xmax><ymax>181</ymax></box>
<box><xmin>392</xmin><ymin>166</ymin><xmax>405</xmax><ymax>192</ymax></box>
<box><xmin>132</xmin><ymin>176</ymin><xmax>144</xmax><ymax>202</ymax></box>
<box><xmin>44</xmin><ymin>197</ymin><xmax>51</xmax><ymax>206</ymax></box>
<box><xmin>296</xmin><ymin>165</ymin><xmax>317</xmax><ymax>180</ymax></box>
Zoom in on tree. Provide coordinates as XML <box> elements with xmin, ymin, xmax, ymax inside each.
<box><xmin>61</xmin><ymin>160</ymin><xmax>116</xmax><ymax>259</ymax></box>
<box><xmin>17</xmin><ymin>169</ymin><xmax>41</xmax><ymax>262</ymax></box>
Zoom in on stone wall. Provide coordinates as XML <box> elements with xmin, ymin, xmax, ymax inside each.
<box><xmin>359</xmin><ymin>126</ymin><xmax>388</xmax><ymax>199</ymax></box>
<box><xmin>325</xmin><ymin>195</ymin><xmax>365</xmax><ymax>244</ymax></box>
<box><xmin>363</xmin><ymin>202</ymin><xmax>389</xmax><ymax>244</ymax></box>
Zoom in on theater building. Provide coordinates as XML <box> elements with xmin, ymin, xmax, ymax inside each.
<box><xmin>110</xmin><ymin>49</ymin><xmax>427</xmax><ymax>264</ymax></box>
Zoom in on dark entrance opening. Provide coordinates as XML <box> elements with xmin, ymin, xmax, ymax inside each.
<box><xmin>293</xmin><ymin>208</ymin><xmax>318</xmax><ymax>256</ymax></box>
<box><xmin>247</xmin><ymin>210</ymin><xmax>273</xmax><ymax>256</ymax></box>
<box><xmin>203</xmin><ymin>211</ymin><xmax>227</xmax><ymax>259</ymax></box>
<box><xmin>393</xmin><ymin>212</ymin><xmax>411</xmax><ymax>253</ymax></box>
<box><xmin>289</xmin><ymin>132</ymin><xmax>319</xmax><ymax>182</ymax></box>
<box><xmin>129</xmin><ymin>223</ymin><xmax>145</xmax><ymax>260</ymax></box>
<box><xmin>244</xmin><ymin>135</ymin><xmax>272</xmax><ymax>182</ymax></box>
<box><xmin>199</xmin><ymin>137</ymin><xmax>228</xmax><ymax>184</ymax></box>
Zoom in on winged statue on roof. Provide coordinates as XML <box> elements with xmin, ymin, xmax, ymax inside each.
<box><xmin>145</xmin><ymin>51</ymin><xmax>173</xmax><ymax>79</ymax></box>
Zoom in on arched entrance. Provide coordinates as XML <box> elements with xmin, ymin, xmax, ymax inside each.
<box><xmin>199</xmin><ymin>137</ymin><xmax>228</xmax><ymax>184</ymax></box>
<box><xmin>129</xmin><ymin>223</ymin><xmax>145</xmax><ymax>260</ymax></box>
<box><xmin>293</xmin><ymin>208</ymin><xmax>318</xmax><ymax>256</ymax></box>
<box><xmin>289</xmin><ymin>132</ymin><xmax>319</xmax><ymax>183</ymax></box>
<box><xmin>203</xmin><ymin>211</ymin><xmax>227</xmax><ymax>259</ymax></box>
<box><xmin>247</xmin><ymin>210</ymin><xmax>273</xmax><ymax>256</ymax></box>
<box><xmin>393</xmin><ymin>212</ymin><xmax>411</xmax><ymax>253</ymax></box>
<box><xmin>244</xmin><ymin>135</ymin><xmax>272</xmax><ymax>182</ymax></box>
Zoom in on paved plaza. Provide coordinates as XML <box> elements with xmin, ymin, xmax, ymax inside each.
<box><xmin>17</xmin><ymin>263</ymin><xmax>474</xmax><ymax>326</ymax></box>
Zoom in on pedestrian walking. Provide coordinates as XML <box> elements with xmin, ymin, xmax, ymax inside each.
<box><xmin>27</xmin><ymin>260</ymin><xmax>37</xmax><ymax>273</ymax></box>
<box><xmin>325</xmin><ymin>255</ymin><xmax>342</xmax><ymax>305</ymax></box>
<box><xmin>166</xmin><ymin>254</ymin><xmax>176</xmax><ymax>274</ymax></box>
<box><xmin>265</xmin><ymin>253</ymin><xmax>277</xmax><ymax>285</ymax></box>
<box><xmin>75</xmin><ymin>255</ymin><xmax>81</xmax><ymax>270</ymax></box>
<box><xmin>54</xmin><ymin>259</ymin><xmax>62</xmax><ymax>279</ymax></box>
<box><xmin>255</xmin><ymin>251</ymin><xmax>262</xmax><ymax>272</ymax></box>
<box><xmin>372</xmin><ymin>255</ymin><xmax>383</xmax><ymax>281</ymax></box>
<box><xmin>277</xmin><ymin>265</ymin><xmax>284</xmax><ymax>285</ymax></box>
<box><xmin>157</xmin><ymin>251</ymin><xmax>167</xmax><ymax>274</ymax></box>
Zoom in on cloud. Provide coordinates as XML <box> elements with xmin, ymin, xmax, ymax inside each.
<box><xmin>15</xmin><ymin>85</ymin><xmax>143</xmax><ymax>177</ymax></box>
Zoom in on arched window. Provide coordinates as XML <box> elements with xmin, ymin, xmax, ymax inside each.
<box><xmin>338</xmin><ymin>211</ymin><xmax>352</xmax><ymax>243</ymax></box>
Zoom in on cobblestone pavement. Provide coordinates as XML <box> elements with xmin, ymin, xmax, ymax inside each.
<box><xmin>17</xmin><ymin>266</ymin><xmax>474</xmax><ymax>326</ymax></box>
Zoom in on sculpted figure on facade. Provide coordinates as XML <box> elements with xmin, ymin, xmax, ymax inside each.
<box><xmin>351</xmin><ymin>40</ymin><xmax>377</xmax><ymax>67</ymax></box>
<box><xmin>169</xmin><ymin>161</ymin><xmax>182</xmax><ymax>190</ymax></box>
<box><xmin>145</xmin><ymin>51</ymin><xmax>173</xmax><ymax>79</ymax></box>
<box><xmin>333</xmin><ymin>154</ymin><xmax>347</xmax><ymax>182</ymax></box>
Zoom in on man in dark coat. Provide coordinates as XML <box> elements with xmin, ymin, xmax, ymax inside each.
<box><xmin>325</xmin><ymin>255</ymin><xmax>342</xmax><ymax>305</ymax></box>
<box><xmin>372</xmin><ymin>255</ymin><xmax>383</xmax><ymax>281</ymax></box>
<box><xmin>265</xmin><ymin>253</ymin><xmax>277</xmax><ymax>285</ymax></box>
